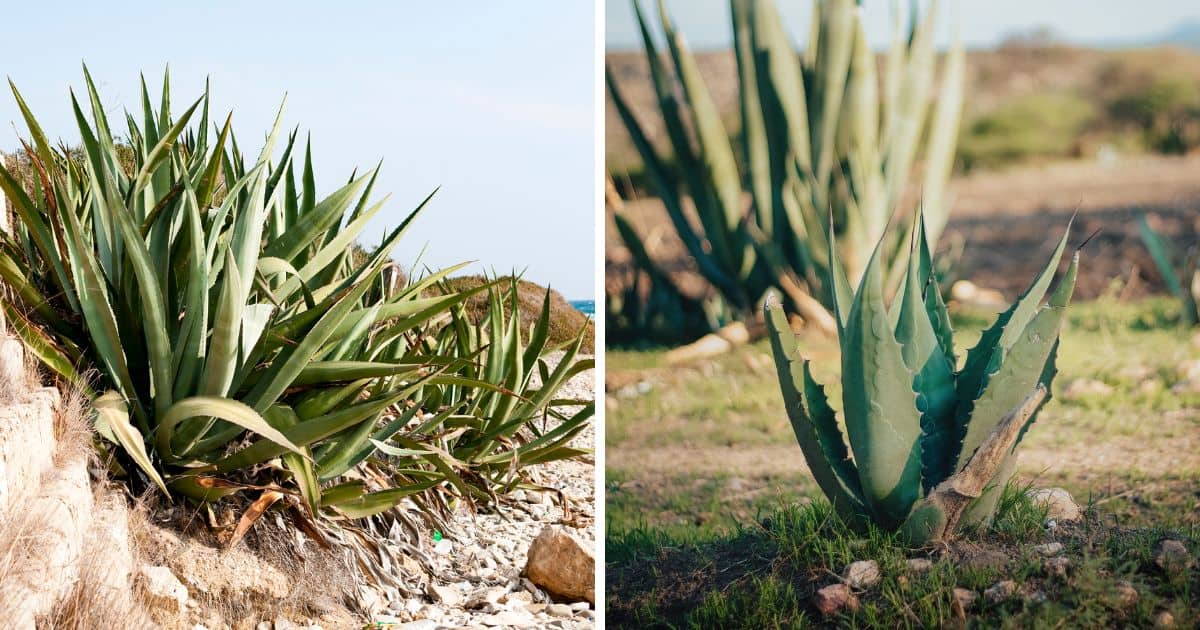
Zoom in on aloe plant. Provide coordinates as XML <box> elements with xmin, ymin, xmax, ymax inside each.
<box><xmin>1138</xmin><ymin>214</ymin><xmax>1199</xmax><ymax>326</ymax></box>
<box><xmin>0</xmin><ymin>68</ymin><xmax>559</xmax><ymax>524</ymax></box>
<box><xmin>608</xmin><ymin>0</ymin><xmax>964</xmax><ymax>342</ymax></box>
<box><xmin>766</xmin><ymin>219</ymin><xmax>1080</xmax><ymax>544</ymax></box>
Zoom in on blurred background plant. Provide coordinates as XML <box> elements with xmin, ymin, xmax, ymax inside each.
<box><xmin>1138</xmin><ymin>213</ymin><xmax>1199</xmax><ymax>326</ymax></box>
<box><xmin>0</xmin><ymin>68</ymin><xmax>592</xmax><ymax>548</ymax></box>
<box><xmin>958</xmin><ymin>92</ymin><xmax>1096</xmax><ymax>171</ymax></box>
<box><xmin>606</xmin><ymin>0</ymin><xmax>965</xmax><ymax>345</ymax></box>
<box><xmin>610</xmin><ymin>26</ymin><xmax>1200</xmax><ymax>184</ymax></box>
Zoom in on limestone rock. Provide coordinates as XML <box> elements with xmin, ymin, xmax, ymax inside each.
<box><xmin>139</xmin><ymin>564</ymin><xmax>189</xmax><ymax>615</ymax></box>
<box><xmin>524</xmin><ymin>526</ymin><xmax>594</xmax><ymax>604</ymax></box>
<box><xmin>0</xmin><ymin>337</ymin><xmax>25</xmax><ymax>394</ymax></box>
<box><xmin>395</xmin><ymin>621</ymin><xmax>438</xmax><ymax>630</ymax></box>
<box><xmin>1027</xmin><ymin>487</ymin><xmax>1082</xmax><ymax>522</ymax></box>
<box><xmin>480</xmin><ymin>609</ymin><xmax>535</xmax><ymax>627</ymax></box>
<box><xmin>842</xmin><ymin>560</ymin><xmax>881</xmax><ymax>589</ymax></box>
<box><xmin>427</xmin><ymin>583</ymin><xmax>462</xmax><ymax>607</ymax></box>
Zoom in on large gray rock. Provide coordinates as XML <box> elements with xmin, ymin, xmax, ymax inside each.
<box><xmin>523</xmin><ymin>526</ymin><xmax>594</xmax><ymax>604</ymax></box>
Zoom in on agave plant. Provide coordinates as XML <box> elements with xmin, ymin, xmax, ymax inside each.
<box><xmin>605</xmin><ymin>213</ymin><xmax>722</xmax><ymax>345</ymax></box>
<box><xmin>766</xmin><ymin>219</ymin><xmax>1080</xmax><ymax>544</ymax></box>
<box><xmin>1138</xmin><ymin>214</ymin><xmax>1198</xmax><ymax>326</ymax></box>
<box><xmin>390</xmin><ymin>278</ymin><xmax>595</xmax><ymax>501</ymax></box>
<box><xmin>608</xmin><ymin>0</ymin><xmax>964</xmax><ymax>342</ymax></box>
<box><xmin>0</xmin><ymin>68</ymin><xmax>502</xmax><ymax>522</ymax></box>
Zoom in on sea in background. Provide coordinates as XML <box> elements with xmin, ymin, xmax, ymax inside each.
<box><xmin>569</xmin><ymin>300</ymin><xmax>594</xmax><ymax>319</ymax></box>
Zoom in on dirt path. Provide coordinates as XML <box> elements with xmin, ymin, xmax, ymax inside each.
<box><xmin>607</xmin><ymin>154</ymin><xmax>1200</xmax><ymax>301</ymax></box>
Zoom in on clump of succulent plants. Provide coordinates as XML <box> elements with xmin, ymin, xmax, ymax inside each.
<box><xmin>766</xmin><ymin>219</ymin><xmax>1080</xmax><ymax>545</ymax></box>
<box><xmin>608</xmin><ymin>0</ymin><xmax>964</xmax><ymax>341</ymax></box>
<box><xmin>0</xmin><ymin>69</ymin><xmax>591</xmax><ymax>540</ymax></box>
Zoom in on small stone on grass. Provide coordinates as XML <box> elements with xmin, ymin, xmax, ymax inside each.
<box><xmin>1113</xmin><ymin>581</ymin><xmax>1139</xmax><ymax>608</ymax></box>
<box><xmin>984</xmin><ymin>580</ymin><xmax>1017</xmax><ymax>604</ymax></box>
<box><xmin>1033</xmin><ymin>542</ymin><xmax>1064</xmax><ymax>557</ymax></box>
<box><xmin>951</xmin><ymin>588</ymin><xmax>977</xmax><ymax>619</ymax></box>
<box><xmin>1154</xmin><ymin>539</ymin><xmax>1192</xmax><ymax>576</ymax></box>
<box><xmin>906</xmin><ymin>558</ymin><xmax>933</xmax><ymax>573</ymax></box>
<box><xmin>842</xmin><ymin>560</ymin><xmax>880</xmax><ymax>589</ymax></box>
<box><xmin>812</xmin><ymin>583</ymin><xmax>859</xmax><ymax>616</ymax></box>
<box><xmin>1027</xmin><ymin>487</ymin><xmax>1082</xmax><ymax>522</ymax></box>
<box><xmin>1044</xmin><ymin>556</ymin><xmax>1070</xmax><ymax>578</ymax></box>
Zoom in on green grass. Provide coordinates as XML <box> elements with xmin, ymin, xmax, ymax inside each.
<box><xmin>608</xmin><ymin>490</ymin><xmax>1199</xmax><ymax>628</ymax></box>
<box><xmin>606</xmin><ymin>297</ymin><xmax>1200</xmax><ymax>627</ymax></box>
<box><xmin>608</xmin><ymin>297</ymin><xmax>1200</xmax><ymax>454</ymax></box>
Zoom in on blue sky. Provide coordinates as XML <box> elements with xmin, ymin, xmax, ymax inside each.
<box><xmin>607</xmin><ymin>0</ymin><xmax>1200</xmax><ymax>50</ymax></box>
<box><xmin>0</xmin><ymin>1</ymin><xmax>596</xmax><ymax>299</ymax></box>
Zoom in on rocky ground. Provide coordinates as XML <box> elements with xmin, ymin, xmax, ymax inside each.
<box><xmin>373</xmin><ymin>353</ymin><xmax>597</xmax><ymax>629</ymax></box>
<box><xmin>0</xmin><ymin>330</ymin><xmax>596</xmax><ymax>629</ymax></box>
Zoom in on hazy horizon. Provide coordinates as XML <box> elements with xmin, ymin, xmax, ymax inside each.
<box><xmin>1</xmin><ymin>1</ymin><xmax>596</xmax><ymax>299</ymax></box>
<box><xmin>607</xmin><ymin>0</ymin><xmax>1200</xmax><ymax>52</ymax></box>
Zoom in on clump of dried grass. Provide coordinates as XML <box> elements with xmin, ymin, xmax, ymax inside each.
<box><xmin>42</xmin><ymin>490</ymin><xmax>153</xmax><ymax>629</ymax></box>
<box><xmin>53</xmin><ymin>375</ymin><xmax>97</xmax><ymax>466</ymax></box>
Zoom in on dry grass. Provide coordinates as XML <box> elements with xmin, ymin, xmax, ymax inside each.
<box><xmin>42</xmin><ymin>491</ymin><xmax>152</xmax><ymax>629</ymax></box>
<box><xmin>0</xmin><ymin>379</ymin><xmax>146</xmax><ymax>627</ymax></box>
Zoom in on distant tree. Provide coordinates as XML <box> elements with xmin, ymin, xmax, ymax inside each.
<box><xmin>1109</xmin><ymin>75</ymin><xmax>1200</xmax><ymax>154</ymax></box>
